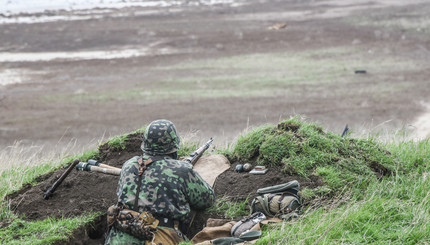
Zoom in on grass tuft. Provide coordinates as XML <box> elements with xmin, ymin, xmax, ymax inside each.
<box><xmin>206</xmin><ymin>196</ymin><xmax>251</xmax><ymax>219</ymax></box>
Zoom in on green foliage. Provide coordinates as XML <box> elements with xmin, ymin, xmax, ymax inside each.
<box><xmin>106</xmin><ymin>134</ymin><xmax>129</xmax><ymax>150</ymax></box>
<box><xmin>386</xmin><ymin>139</ymin><xmax>430</xmax><ymax>174</ymax></box>
<box><xmin>232</xmin><ymin>125</ymin><xmax>275</xmax><ymax>162</ymax></box>
<box><xmin>207</xmin><ymin>197</ymin><xmax>251</xmax><ymax>219</ymax></box>
<box><xmin>61</xmin><ymin>149</ymin><xmax>100</xmax><ymax>167</ymax></box>
<box><xmin>255</xmin><ymin>168</ymin><xmax>430</xmax><ymax>244</ymax></box>
<box><xmin>178</xmin><ymin>141</ymin><xmax>199</xmax><ymax>158</ymax></box>
<box><xmin>0</xmin><ymin>213</ymin><xmax>99</xmax><ymax>245</ymax></box>
<box><xmin>103</xmin><ymin>127</ymin><xmax>146</xmax><ymax>150</ymax></box>
<box><xmin>232</xmin><ymin>118</ymin><xmax>397</xmax><ymax>194</ymax></box>
<box><xmin>253</xmin><ymin>139</ymin><xmax>430</xmax><ymax>244</ymax></box>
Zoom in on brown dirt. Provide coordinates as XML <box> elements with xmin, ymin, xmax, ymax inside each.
<box><xmin>6</xmin><ymin>130</ymin><xmax>325</xmax><ymax>243</ymax></box>
<box><xmin>6</xmin><ymin>135</ymin><xmax>144</xmax><ymax>244</ymax></box>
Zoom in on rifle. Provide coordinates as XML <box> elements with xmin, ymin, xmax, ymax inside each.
<box><xmin>185</xmin><ymin>138</ymin><xmax>213</xmax><ymax>165</ymax></box>
<box><xmin>75</xmin><ymin>138</ymin><xmax>214</xmax><ymax>175</ymax></box>
<box><xmin>43</xmin><ymin>159</ymin><xmax>80</xmax><ymax>200</ymax></box>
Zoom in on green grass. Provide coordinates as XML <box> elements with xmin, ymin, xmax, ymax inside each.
<box><xmin>0</xmin><ymin>142</ymin><xmax>101</xmax><ymax>244</ymax></box>
<box><xmin>0</xmin><ymin>213</ymin><xmax>99</xmax><ymax>245</ymax></box>
<box><xmin>230</xmin><ymin>117</ymin><xmax>397</xmax><ymax>195</ymax></box>
<box><xmin>1</xmin><ymin>120</ymin><xmax>429</xmax><ymax>244</ymax></box>
<box><xmin>255</xmin><ymin>163</ymin><xmax>430</xmax><ymax>244</ymax></box>
<box><xmin>207</xmin><ymin>196</ymin><xmax>251</xmax><ymax>219</ymax></box>
<box><xmin>251</xmin><ymin>136</ymin><xmax>430</xmax><ymax>244</ymax></box>
<box><xmin>103</xmin><ymin>126</ymin><xmax>146</xmax><ymax>150</ymax></box>
<box><xmin>0</xmin><ymin>130</ymin><xmax>141</xmax><ymax>244</ymax></box>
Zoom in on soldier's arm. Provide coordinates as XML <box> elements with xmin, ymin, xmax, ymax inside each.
<box><xmin>116</xmin><ymin>157</ymin><xmax>140</xmax><ymax>207</ymax></box>
<box><xmin>183</xmin><ymin>168</ymin><xmax>215</xmax><ymax>210</ymax></box>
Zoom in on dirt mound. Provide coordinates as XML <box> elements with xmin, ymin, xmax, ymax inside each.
<box><xmin>6</xmin><ymin>129</ymin><xmax>323</xmax><ymax>243</ymax></box>
<box><xmin>6</xmin><ymin>119</ymin><xmax>394</xmax><ymax>243</ymax></box>
<box><xmin>6</xmin><ymin>133</ymin><xmax>144</xmax><ymax>244</ymax></box>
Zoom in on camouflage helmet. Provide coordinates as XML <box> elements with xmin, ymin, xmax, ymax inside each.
<box><xmin>141</xmin><ymin>119</ymin><xmax>180</xmax><ymax>155</ymax></box>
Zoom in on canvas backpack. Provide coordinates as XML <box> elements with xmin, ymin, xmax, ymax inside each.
<box><xmin>250</xmin><ymin>180</ymin><xmax>301</xmax><ymax>219</ymax></box>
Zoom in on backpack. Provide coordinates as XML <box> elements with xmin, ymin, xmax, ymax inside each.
<box><xmin>250</xmin><ymin>180</ymin><xmax>301</xmax><ymax>219</ymax></box>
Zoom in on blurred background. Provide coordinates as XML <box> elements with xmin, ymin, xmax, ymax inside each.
<box><xmin>0</xmin><ymin>0</ymin><xmax>429</xmax><ymax>154</ymax></box>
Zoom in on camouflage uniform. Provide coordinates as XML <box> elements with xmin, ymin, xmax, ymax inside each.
<box><xmin>105</xmin><ymin>120</ymin><xmax>215</xmax><ymax>245</ymax></box>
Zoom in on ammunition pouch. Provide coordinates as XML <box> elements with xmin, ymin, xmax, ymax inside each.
<box><xmin>107</xmin><ymin>204</ymin><xmax>159</xmax><ymax>240</ymax></box>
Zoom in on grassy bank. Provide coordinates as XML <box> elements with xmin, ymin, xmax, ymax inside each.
<box><xmin>0</xmin><ymin>143</ymin><xmax>100</xmax><ymax>245</ymax></box>
<box><xmin>255</xmin><ymin>138</ymin><xmax>429</xmax><ymax>244</ymax></box>
<box><xmin>1</xmin><ymin>119</ymin><xmax>429</xmax><ymax>244</ymax></box>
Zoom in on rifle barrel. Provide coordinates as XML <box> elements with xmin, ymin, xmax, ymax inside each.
<box><xmin>186</xmin><ymin>138</ymin><xmax>213</xmax><ymax>165</ymax></box>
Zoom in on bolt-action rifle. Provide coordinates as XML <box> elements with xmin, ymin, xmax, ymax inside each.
<box><xmin>75</xmin><ymin>138</ymin><xmax>214</xmax><ymax>176</ymax></box>
<box><xmin>185</xmin><ymin>137</ymin><xmax>213</xmax><ymax>165</ymax></box>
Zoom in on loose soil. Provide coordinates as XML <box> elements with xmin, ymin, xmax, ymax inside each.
<box><xmin>6</xmin><ymin>131</ymin><xmax>326</xmax><ymax>243</ymax></box>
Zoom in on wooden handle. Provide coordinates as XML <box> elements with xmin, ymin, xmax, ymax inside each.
<box><xmin>89</xmin><ymin>166</ymin><xmax>121</xmax><ymax>176</ymax></box>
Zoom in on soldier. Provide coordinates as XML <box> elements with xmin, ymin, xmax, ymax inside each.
<box><xmin>105</xmin><ymin>119</ymin><xmax>215</xmax><ymax>245</ymax></box>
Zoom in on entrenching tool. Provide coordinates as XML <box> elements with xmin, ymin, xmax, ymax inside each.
<box><xmin>43</xmin><ymin>159</ymin><xmax>80</xmax><ymax>200</ymax></box>
<box><xmin>87</xmin><ymin>159</ymin><xmax>118</xmax><ymax>169</ymax></box>
<box><xmin>76</xmin><ymin>161</ymin><xmax>121</xmax><ymax>176</ymax></box>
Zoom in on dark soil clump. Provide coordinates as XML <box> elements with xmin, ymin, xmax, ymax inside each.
<box><xmin>278</xmin><ymin>121</ymin><xmax>301</xmax><ymax>133</ymax></box>
<box><xmin>7</xmin><ymin>133</ymin><xmax>144</xmax><ymax>221</ymax></box>
<box><xmin>369</xmin><ymin>161</ymin><xmax>392</xmax><ymax>178</ymax></box>
<box><xmin>6</xmin><ymin>134</ymin><xmax>144</xmax><ymax>243</ymax></box>
<box><xmin>214</xmin><ymin>164</ymin><xmax>322</xmax><ymax>202</ymax></box>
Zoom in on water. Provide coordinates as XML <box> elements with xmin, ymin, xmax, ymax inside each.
<box><xmin>0</xmin><ymin>0</ymin><xmax>237</xmax><ymax>16</ymax></box>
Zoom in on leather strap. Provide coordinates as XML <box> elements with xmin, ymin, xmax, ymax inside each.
<box><xmin>133</xmin><ymin>157</ymin><xmax>157</xmax><ymax>211</ymax></box>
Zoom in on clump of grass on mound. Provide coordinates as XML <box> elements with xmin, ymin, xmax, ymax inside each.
<box><xmin>231</xmin><ymin>118</ymin><xmax>396</xmax><ymax>194</ymax></box>
<box><xmin>101</xmin><ymin>126</ymin><xmax>197</xmax><ymax>158</ymax></box>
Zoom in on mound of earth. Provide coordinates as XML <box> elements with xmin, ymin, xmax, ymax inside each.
<box><xmin>7</xmin><ymin>118</ymin><xmax>393</xmax><ymax>244</ymax></box>
<box><xmin>6</xmin><ymin>131</ymin><xmax>324</xmax><ymax>244</ymax></box>
<box><xmin>6</xmin><ymin>133</ymin><xmax>144</xmax><ymax>244</ymax></box>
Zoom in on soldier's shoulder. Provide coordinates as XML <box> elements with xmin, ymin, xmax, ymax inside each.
<box><xmin>122</xmin><ymin>156</ymin><xmax>141</xmax><ymax>168</ymax></box>
<box><xmin>125</xmin><ymin>156</ymin><xmax>141</xmax><ymax>163</ymax></box>
<box><xmin>164</xmin><ymin>158</ymin><xmax>192</xmax><ymax>169</ymax></box>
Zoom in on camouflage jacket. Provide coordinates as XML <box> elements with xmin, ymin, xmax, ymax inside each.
<box><xmin>116</xmin><ymin>155</ymin><xmax>215</xmax><ymax>220</ymax></box>
<box><xmin>105</xmin><ymin>155</ymin><xmax>215</xmax><ymax>244</ymax></box>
